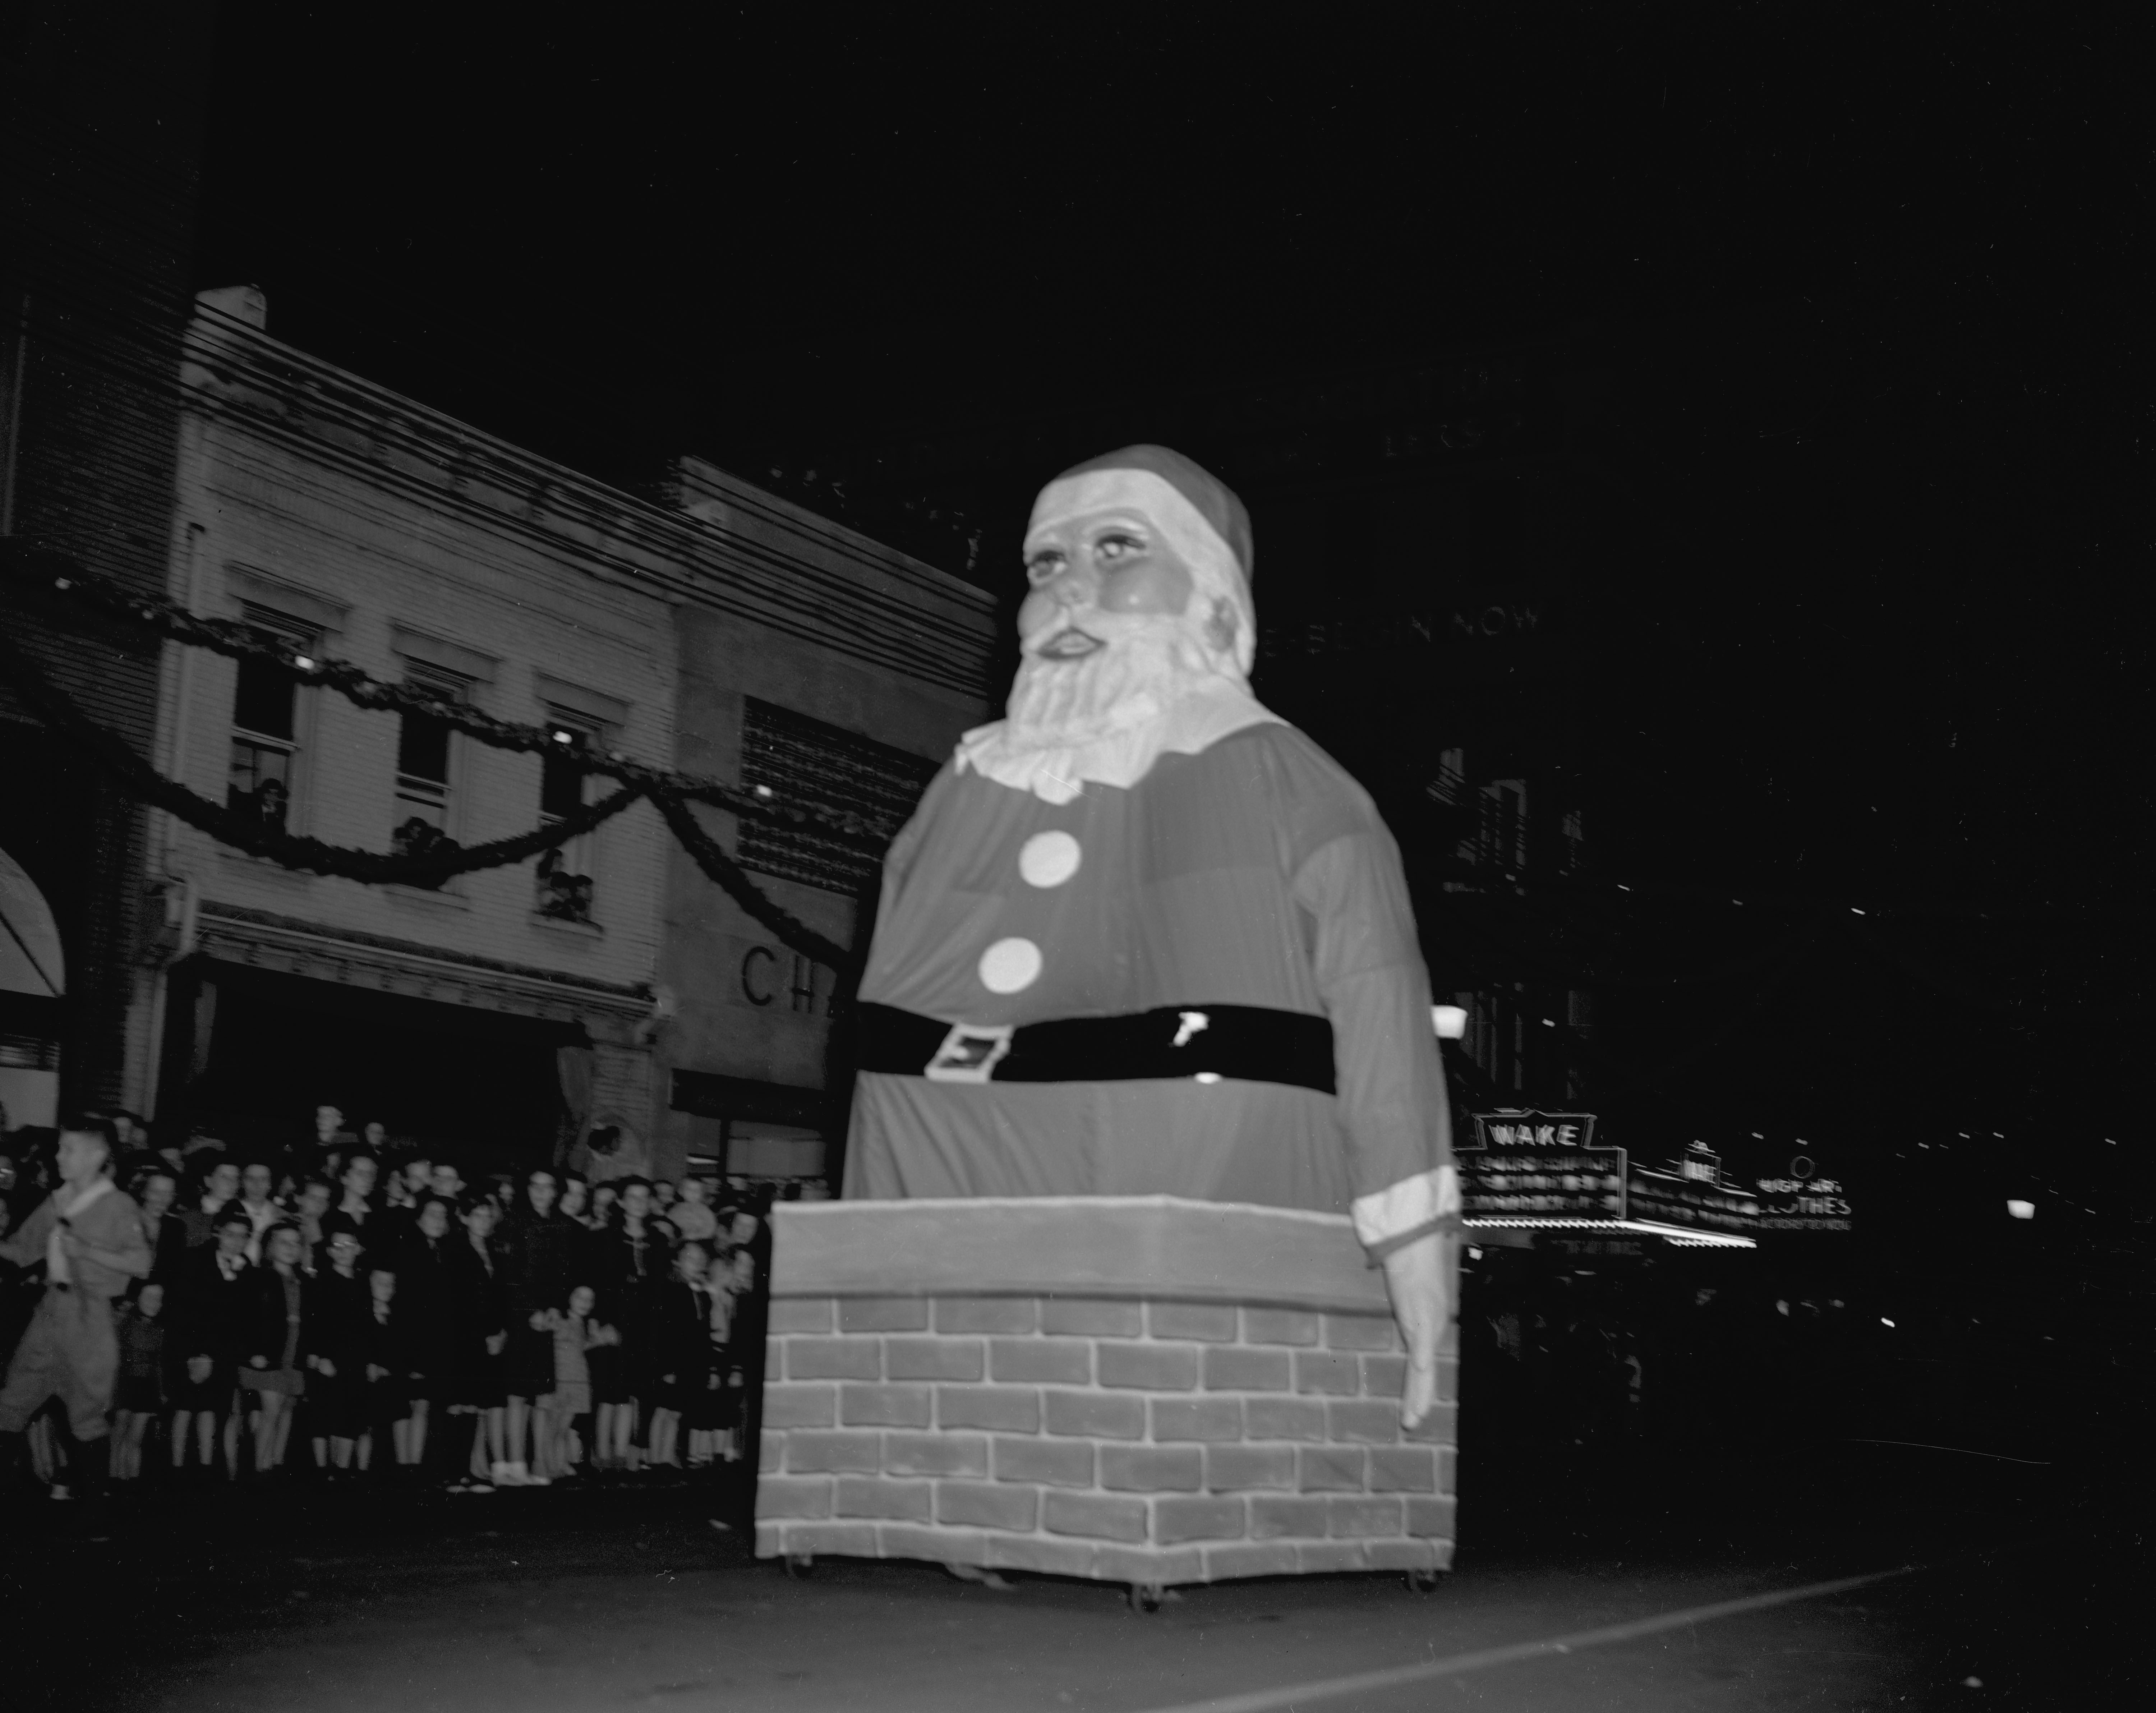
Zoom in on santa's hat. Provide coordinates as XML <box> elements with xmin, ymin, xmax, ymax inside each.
<box><xmin>1026</xmin><ymin>445</ymin><xmax>1256</xmax><ymax>676</ymax></box>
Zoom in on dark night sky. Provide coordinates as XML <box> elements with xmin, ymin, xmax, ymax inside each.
<box><xmin>190</xmin><ymin>6</ymin><xmax>2150</xmax><ymax>1196</ymax></box>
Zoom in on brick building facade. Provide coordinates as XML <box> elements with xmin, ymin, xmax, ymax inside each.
<box><xmin>139</xmin><ymin>290</ymin><xmax>995</xmax><ymax>1178</ymax></box>
<box><xmin>145</xmin><ymin>290</ymin><xmax>678</xmax><ymax>1170</ymax></box>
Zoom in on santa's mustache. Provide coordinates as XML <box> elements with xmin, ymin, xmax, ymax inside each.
<box><xmin>1003</xmin><ymin>610</ymin><xmax>1220</xmax><ymax>748</ymax></box>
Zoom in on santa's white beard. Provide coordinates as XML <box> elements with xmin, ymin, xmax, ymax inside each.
<box><xmin>1001</xmin><ymin>613</ymin><xmax>1225</xmax><ymax>752</ymax></box>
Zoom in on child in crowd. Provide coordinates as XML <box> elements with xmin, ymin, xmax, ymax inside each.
<box><xmin>239</xmin><ymin>1223</ymin><xmax>312</xmax><ymax>1473</ymax></box>
<box><xmin>308</xmin><ymin>1228</ymin><xmax>372</xmax><ymax>1475</ymax></box>
<box><xmin>173</xmin><ymin>1205</ymin><xmax>255</xmax><ymax>1480</ymax></box>
<box><xmin>653</xmin><ymin>1178</ymin><xmax>678</xmax><ymax>1216</ymax></box>
<box><xmin>111</xmin><ymin>1282</ymin><xmax>169</xmax><ymax>1482</ymax></box>
<box><xmin>588</xmin><ymin>1285</ymin><xmax>635</xmax><ymax>1474</ymax></box>
<box><xmin>648</xmin><ymin>1240</ymin><xmax>715</xmax><ymax>1473</ymax></box>
<box><xmin>699</xmin><ymin>1248</ymin><xmax>747</xmax><ymax>1464</ymax></box>
<box><xmin>668</xmin><ymin>1175</ymin><xmax>718</xmax><ymax>1244</ymax></box>
<box><xmin>363</xmin><ymin>1267</ymin><xmax>423</xmax><ymax>1475</ymax></box>
<box><xmin>535</xmin><ymin>1284</ymin><xmax>613</xmax><ymax>1479</ymax></box>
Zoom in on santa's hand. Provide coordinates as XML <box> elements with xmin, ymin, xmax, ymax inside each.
<box><xmin>1378</xmin><ymin>1232</ymin><xmax>1452</xmax><ymax>1432</ymax></box>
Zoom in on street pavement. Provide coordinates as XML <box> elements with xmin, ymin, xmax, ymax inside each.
<box><xmin>0</xmin><ymin>1440</ymin><xmax>2134</xmax><ymax>1712</ymax></box>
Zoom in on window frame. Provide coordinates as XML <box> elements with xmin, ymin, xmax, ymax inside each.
<box><xmin>391</xmin><ymin>660</ymin><xmax>474</xmax><ymax>846</ymax></box>
<box><xmin>226</xmin><ymin>602</ymin><xmax>323</xmax><ymax>837</ymax></box>
<box><xmin>533</xmin><ymin>706</ymin><xmax>607</xmax><ymax>926</ymax></box>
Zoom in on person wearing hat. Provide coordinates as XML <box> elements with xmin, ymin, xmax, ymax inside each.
<box><xmin>846</xmin><ymin>446</ymin><xmax>1460</xmax><ymax>1429</ymax></box>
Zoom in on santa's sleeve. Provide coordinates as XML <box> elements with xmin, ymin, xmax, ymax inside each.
<box><xmin>1291</xmin><ymin>829</ymin><xmax>1461</xmax><ymax>1261</ymax></box>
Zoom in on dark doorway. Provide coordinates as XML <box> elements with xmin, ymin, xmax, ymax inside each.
<box><xmin>172</xmin><ymin>960</ymin><xmax>581</xmax><ymax>1180</ymax></box>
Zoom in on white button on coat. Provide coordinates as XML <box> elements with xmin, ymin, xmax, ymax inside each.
<box><xmin>1018</xmin><ymin>830</ymin><xmax>1082</xmax><ymax>888</ymax></box>
<box><xmin>978</xmin><ymin>937</ymin><xmax>1044</xmax><ymax>994</ymax></box>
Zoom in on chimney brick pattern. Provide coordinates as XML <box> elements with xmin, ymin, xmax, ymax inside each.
<box><xmin>756</xmin><ymin>1294</ymin><xmax>1457</xmax><ymax>1584</ymax></box>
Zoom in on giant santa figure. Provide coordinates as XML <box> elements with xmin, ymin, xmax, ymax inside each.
<box><xmin>846</xmin><ymin>446</ymin><xmax>1460</xmax><ymax>1427</ymax></box>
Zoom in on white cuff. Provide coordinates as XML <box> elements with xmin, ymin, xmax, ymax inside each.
<box><xmin>1351</xmin><ymin>1164</ymin><xmax>1462</xmax><ymax>1251</ymax></box>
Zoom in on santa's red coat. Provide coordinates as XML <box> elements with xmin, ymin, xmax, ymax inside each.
<box><xmin>844</xmin><ymin>722</ymin><xmax>1455</xmax><ymax>1256</ymax></box>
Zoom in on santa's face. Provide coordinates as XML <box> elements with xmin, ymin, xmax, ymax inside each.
<box><xmin>1000</xmin><ymin>508</ymin><xmax>1222</xmax><ymax>748</ymax></box>
<box><xmin>1020</xmin><ymin>507</ymin><xmax>1194</xmax><ymax>653</ymax></box>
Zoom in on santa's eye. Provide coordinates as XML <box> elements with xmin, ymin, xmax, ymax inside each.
<box><xmin>1094</xmin><ymin>531</ymin><xmax>1144</xmax><ymax>561</ymax></box>
<box><xmin>1024</xmin><ymin>549</ymin><xmax>1066</xmax><ymax>585</ymax></box>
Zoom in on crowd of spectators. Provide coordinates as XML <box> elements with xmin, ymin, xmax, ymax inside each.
<box><xmin>0</xmin><ymin>1109</ymin><xmax>783</xmax><ymax>1500</ymax></box>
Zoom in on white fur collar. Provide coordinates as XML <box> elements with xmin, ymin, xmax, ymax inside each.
<box><xmin>953</xmin><ymin>681</ymin><xmax>1281</xmax><ymax>805</ymax></box>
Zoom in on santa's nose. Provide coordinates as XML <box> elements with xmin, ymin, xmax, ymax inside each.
<box><xmin>1045</xmin><ymin>562</ymin><xmax>1098</xmax><ymax>609</ymax></box>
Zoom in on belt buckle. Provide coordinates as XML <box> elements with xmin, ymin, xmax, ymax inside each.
<box><xmin>925</xmin><ymin>1022</ymin><xmax>1014</xmax><ymax>1085</ymax></box>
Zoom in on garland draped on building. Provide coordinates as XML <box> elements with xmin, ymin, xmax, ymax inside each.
<box><xmin>0</xmin><ymin>543</ymin><xmax>882</xmax><ymax>971</ymax></box>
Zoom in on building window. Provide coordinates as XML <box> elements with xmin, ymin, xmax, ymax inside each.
<box><xmin>226</xmin><ymin>604</ymin><xmax>318</xmax><ymax>832</ymax></box>
<box><xmin>391</xmin><ymin>663</ymin><xmax>470</xmax><ymax>878</ymax></box>
<box><xmin>535</xmin><ymin>714</ymin><xmax>599</xmax><ymax>923</ymax></box>
<box><xmin>1478</xmin><ymin>780</ymin><xmax>1527</xmax><ymax>874</ymax></box>
<box><xmin>738</xmin><ymin>696</ymin><xmax>939</xmax><ymax>894</ymax></box>
<box><xmin>1428</xmin><ymin>746</ymin><xmax>1466</xmax><ymax>807</ymax></box>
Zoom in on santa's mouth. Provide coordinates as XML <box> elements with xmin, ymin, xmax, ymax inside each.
<box><xmin>1035</xmin><ymin>627</ymin><xmax>1105</xmax><ymax>660</ymax></box>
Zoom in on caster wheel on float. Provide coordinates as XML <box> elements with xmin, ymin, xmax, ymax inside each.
<box><xmin>1405</xmin><ymin>1569</ymin><xmax>1444</xmax><ymax>1595</ymax></box>
<box><xmin>1130</xmin><ymin>1583</ymin><xmax>1165</xmax><ymax>1614</ymax></box>
<box><xmin>783</xmin><ymin>1552</ymin><xmax>814</xmax><ymax>1579</ymax></box>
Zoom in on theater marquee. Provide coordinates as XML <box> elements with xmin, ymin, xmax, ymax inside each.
<box><xmin>1462</xmin><ymin>1113</ymin><xmax>1757</xmax><ymax>1249</ymax></box>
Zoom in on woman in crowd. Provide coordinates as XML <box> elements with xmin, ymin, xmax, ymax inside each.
<box><xmin>558</xmin><ymin>1173</ymin><xmax>590</xmax><ymax>1227</ymax></box>
<box><xmin>360</xmin><ymin>1263</ymin><xmax>418</xmax><ymax>1474</ymax></box>
<box><xmin>321</xmin><ymin>1151</ymin><xmax>379</xmax><ymax>1250</ymax></box>
<box><xmin>307</xmin><ymin>1227</ymin><xmax>373</xmax><ymax>1475</ymax></box>
<box><xmin>393</xmin><ymin>1195</ymin><xmax>461</xmax><ymax>1473</ymax></box>
<box><xmin>668</xmin><ymin>1174</ymin><xmax>719</xmax><ymax>1245</ymax></box>
<box><xmin>596</xmin><ymin>1177</ymin><xmax>667</xmax><ymax>1475</ymax></box>
<box><xmin>181</xmin><ymin>1159</ymin><xmax>241</xmax><ymax>1249</ymax></box>
<box><xmin>238</xmin><ymin>1221</ymin><xmax>312</xmax><ymax>1473</ymax></box>
<box><xmin>446</xmin><ymin>1195</ymin><xmax>511</xmax><ymax>1490</ymax></box>
<box><xmin>132</xmin><ymin>1165</ymin><xmax>189</xmax><ymax>1283</ymax></box>
<box><xmin>500</xmin><ymin>1168</ymin><xmax>576</xmax><ymax>1487</ymax></box>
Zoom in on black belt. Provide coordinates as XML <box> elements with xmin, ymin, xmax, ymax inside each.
<box><xmin>856</xmin><ymin>1001</ymin><xmax>1335</xmax><ymax>1095</ymax></box>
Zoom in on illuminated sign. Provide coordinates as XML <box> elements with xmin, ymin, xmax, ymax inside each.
<box><xmin>1462</xmin><ymin>1115</ymin><xmax>1761</xmax><ymax>1247</ymax></box>
<box><xmin>1471</xmin><ymin>1111</ymin><xmax>1598</xmax><ymax>1150</ymax></box>
<box><xmin>1463</xmin><ymin>1112</ymin><xmax>1626</xmax><ymax>1222</ymax></box>
<box><xmin>1751</xmin><ymin>1153</ymin><xmax>1854</xmax><ymax>1233</ymax></box>
<box><xmin>1626</xmin><ymin>1164</ymin><xmax>1760</xmax><ymax>1238</ymax></box>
